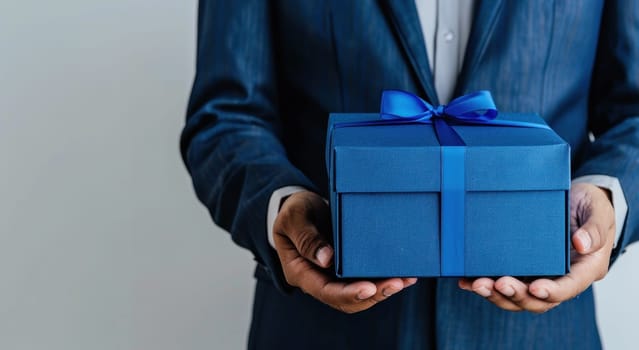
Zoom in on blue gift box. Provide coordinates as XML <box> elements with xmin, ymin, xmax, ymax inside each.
<box><xmin>326</xmin><ymin>111</ymin><xmax>571</xmax><ymax>278</ymax></box>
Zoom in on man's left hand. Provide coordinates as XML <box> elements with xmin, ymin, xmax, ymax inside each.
<box><xmin>459</xmin><ymin>182</ymin><xmax>616</xmax><ymax>313</ymax></box>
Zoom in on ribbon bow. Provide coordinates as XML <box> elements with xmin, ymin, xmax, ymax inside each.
<box><xmin>381</xmin><ymin>89</ymin><xmax>503</xmax><ymax>146</ymax></box>
<box><xmin>380</xmin><ymin>89</ymin><xmax>498</xmax><ymax>124</ymax></box>
<box><xmin>333</xmin><ymin>90</ymin><xmax>548</xmax><ymax>137</ymax></box>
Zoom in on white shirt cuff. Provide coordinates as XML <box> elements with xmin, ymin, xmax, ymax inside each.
<box><xmin>572</xmin><ymin>175</ymin><xmax>628</xmax><ymax>248</ymax></box>
<box><xmin>266</xmin><ymin>186</ymin><xmax>308</xmax><ymax>249</ymax></box>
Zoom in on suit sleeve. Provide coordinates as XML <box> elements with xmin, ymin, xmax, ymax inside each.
<box><xmin>180</xmin><ymin>0</ymin><xmax>318</xmax><ymax>291</ymax></box>
<box><xmin>574</xmin><ymin>0</ymin><xmax>639</xmax><ymax>263</ymax></box>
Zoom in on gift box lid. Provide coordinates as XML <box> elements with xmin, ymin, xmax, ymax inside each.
<box><xmin>327</xmin><ymin>113</ymin><xmax>570</xmax><ymax>193</ymax></box>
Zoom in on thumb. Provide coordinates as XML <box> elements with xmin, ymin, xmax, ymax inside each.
<box><xmin>572</xmin><ymin>189</ymin><xmax>614</xmax><ymax>254</ymax></box>
<box><xmin>287</xmin><ymin>224</ymin><xmax>334</xmax><ymax>268</ymax></box>
<box><xmin>273</xmin><ymin>192</ymin><xmax>334</xmax><ymax>268</ymax></box>
<box><xmin>572</xmin><ymin>224</ymin><xmax>601</xmax><ymax>255</ymax></box>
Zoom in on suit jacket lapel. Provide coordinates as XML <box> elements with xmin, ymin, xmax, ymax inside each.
<box><xmin>456</xmin><ymin>0</ymin><xmax>505</xmax><ymax>94</ymax></box>
<box><xmin>379</xmin><ymin>0</ymin><xmax>439</xmax><ymax>105</ymax></box>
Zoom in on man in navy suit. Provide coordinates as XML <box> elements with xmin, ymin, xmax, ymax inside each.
<box><xmin>181</xmin><ymin>1</ymin><xmax>638</xmax><ymax>348</ymax></box>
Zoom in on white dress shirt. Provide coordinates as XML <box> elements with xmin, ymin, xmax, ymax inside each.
<box><xmin>267</xmin><ymin>0</ymin><xmax>627</xmax><ymax>249</ymax></box>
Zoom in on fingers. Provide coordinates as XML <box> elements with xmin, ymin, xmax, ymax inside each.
<box><xmin>462</xmin><ymin>278</ymin><xmax>523</xmax><ymax>312</ymax></box>
<box><xmin>312</xmin><ymin>274</ymin><xmax>416</xmax><ymax>313</ymax></box>
<box><xmin>493</xmin><ymin>277</ymin><xmax>559</xmax><ymax>313</ymax></box>
<box><xmin>460</xmin><ymin>261</ymin><xmax>599</xmax><ymax>313</ymax></box>
<box><xmin>315</xmin><ymin>273</ymin><xmax>415</xmax><ymax>313</ymax></box>
<box><xmin>288</xmin><ymin>258</ymin><xmax>411</xmax><ymax>313</ymax></box>
<box><xmin>459</xmin><ymin>277</ymin><xmax>559</xmax><ymax>313</ymax></box>
<box><xmin>460</xmin><ymin>248</ymin><xmax>611</xmax><ymax>313</ymax></box>
<box><xmin>281</xmin><ymin>254</ymin><xmax>376</xmax><ymax>313</ymax></box>
<box><xmin>402</xmin><ymin>277</ymin><xmax>419</xmax><ymax>287</ymax></box>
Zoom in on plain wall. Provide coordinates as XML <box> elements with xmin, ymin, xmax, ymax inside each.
<box><xmin>0</xmin><ymin>1</ymin><xmax>636</xmax><ymax>349</ymax></box>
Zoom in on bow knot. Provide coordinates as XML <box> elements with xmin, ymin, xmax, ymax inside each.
<box><xmin>433</xmin><ymin>105</ymin><xmax>445</xmax><ymax>117</ymax></box>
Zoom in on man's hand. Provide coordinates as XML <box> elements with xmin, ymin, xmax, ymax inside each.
<box><xmin>272</xmin><ymin>190</ymin><xmax>417</xmax><ymax>314</ymax></box>
<box><xmin>458</xmin><ymin>182</ymin><xmax>616</xmax><ymax>313</ymax></box>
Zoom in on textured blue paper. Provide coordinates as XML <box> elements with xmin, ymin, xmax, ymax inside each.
<box><xmin>327</xmin><ymin>113</ymin><xmax>570</xmax><ymax>277</ymax></box>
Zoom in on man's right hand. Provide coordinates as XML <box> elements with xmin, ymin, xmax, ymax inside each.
<box><xmin>272</xmin><ymin>190</ymin><xmax>417</xmax><ymax>314</ymax></box>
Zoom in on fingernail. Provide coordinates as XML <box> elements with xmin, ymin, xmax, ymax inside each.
<box><xmin>475</xmin><ymin>286</ymin><xmax>492</xmax><ymax>297</ymax></box>
<box><xmin>532</xmin><ymin>288</ymin><xmax>549</xmax><ymax>299</ymax></box>
<box><xmin>357</xmin><ymin>289</ymin><xmax>375</xmax><ymax>300</ymax></box>
<box><xmin>458</xmin><ymin>279</ymin><xmax>471</xmax><ymax>291</ymax></box>
<box><xmin>315</xmin><ymin>246</ymin><xmax>333</xmax><ymax>266</ymax></box>
<box><xmin>382</xmin><ymin>288</ymin><xmax>398</xmax><ymax>297</ymax></box>
<box><xmin>500</xmin><ymin>285</ymin><xmax>515</xmax><ymax>297</ymax></box>
<box><xmin>577</xmin><ymin>230</ymin><xmax>592</xmax><ymax>250</ymax></box>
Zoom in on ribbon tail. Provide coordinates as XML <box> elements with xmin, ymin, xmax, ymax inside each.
<box><xmin>433</xmin><ymin>118</ymin><xmax>465</xmax><ymax>146</ymax></box>
<box><xmin>480</xmin><ymin>119</ymin><xmax>551</xmax><ymax>130</ymax></box>
<box><xmin>447</xmin><ymin>118</ymin><xmax>551</xmax><ymax>130</ymax></box>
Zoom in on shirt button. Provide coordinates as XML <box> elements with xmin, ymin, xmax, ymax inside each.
<box><xmin>443</xmin><ymin>30</ymin><xmax>455</xmax><ymax>42</ymax></box>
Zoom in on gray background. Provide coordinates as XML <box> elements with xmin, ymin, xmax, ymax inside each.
<box><xmin>0</xmin><ymin>1</ymin><xmax>636</xmax><ymax>349</ymax></box>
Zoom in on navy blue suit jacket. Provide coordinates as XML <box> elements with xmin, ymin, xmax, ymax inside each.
<box><xmin>181</xmin><ymin>1</ymin><xmax>639</xmax><ymax>348</ymax></box>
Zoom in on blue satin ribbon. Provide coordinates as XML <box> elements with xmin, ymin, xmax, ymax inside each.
<box><xmin>333</xmin><ymin>90</ymin><xmax>549</xmax><ymax>276</ymax></box>
<box><xmin>335</xmin><ymin>90</ymin><xmax>549</xmax><ymax>132</ymax></box>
